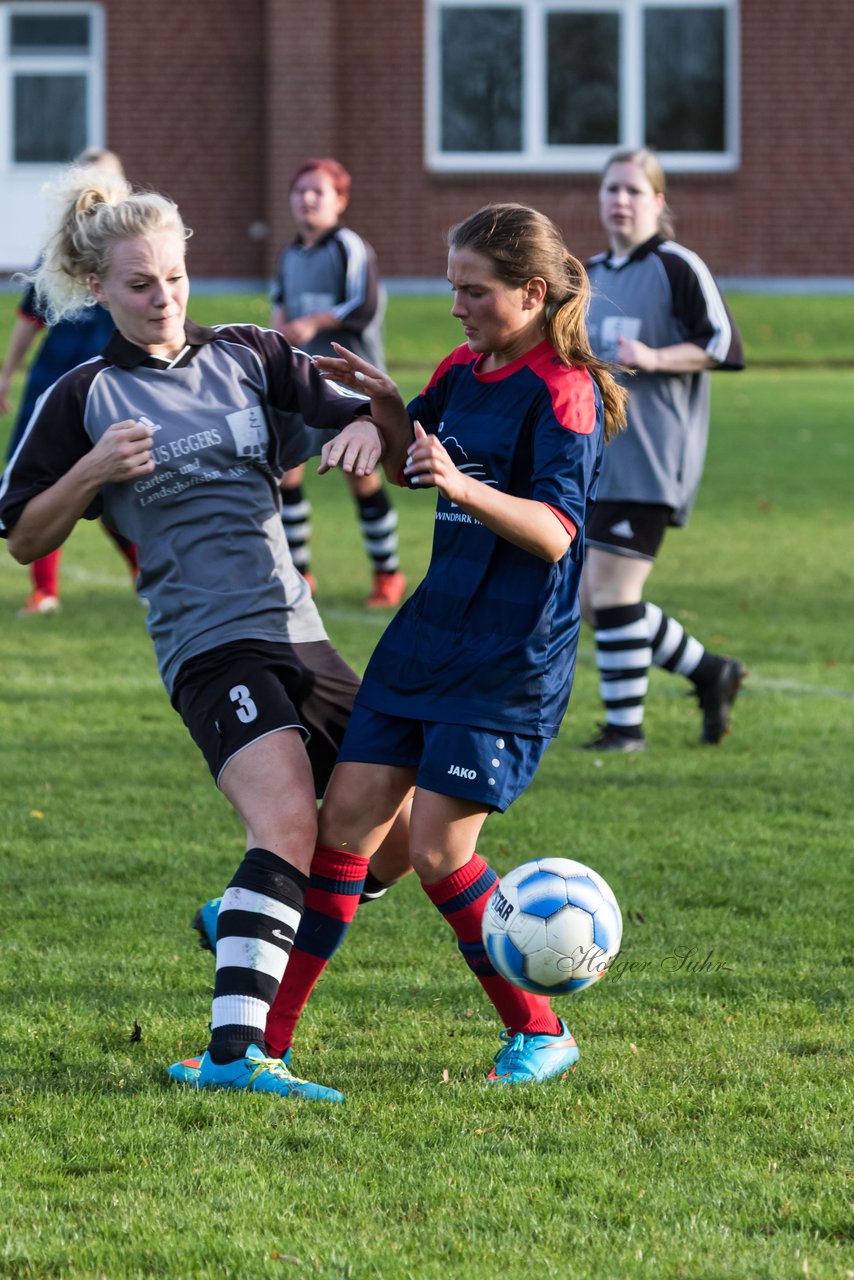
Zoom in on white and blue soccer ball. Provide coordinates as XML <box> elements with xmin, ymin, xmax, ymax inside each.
<box><xmin>482</xmin><ymin>857</ymin><xmax>622</xmax><ymax>995</ymax></box>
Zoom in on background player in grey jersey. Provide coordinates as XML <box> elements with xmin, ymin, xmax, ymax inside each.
<box><xmin>271</xmin><ymin>157</ymin><xmax>407</xmax><ymax>609</ymax></box>
<box><xmin>0</xmin><ymin>163</ymin><xmax>405</xmax><ymax>1101</ymax></box>
<box><xmin>581</xmin><ymin>148</ymin><xmax>747</xmax><ymax>752</ymax></box>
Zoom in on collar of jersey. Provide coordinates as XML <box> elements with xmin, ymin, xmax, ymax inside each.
<box><xmin>604</xmin><ymin>233</ymin><xmax>664</xmax><ymax>270</ymax></box>
<box><xmin>292</xmin><ymin>228</ymin><xmax>339</xmax><ymax>251</ymax></box>
<box><xmin>472</xmin><ymin>337</ymin><xmax>553</xmax><ymax>382</ymax></box>
<box><xmin>103</xmin><ymin>319</ymin><xmax>218</xmax><ymax>370</ymax></box>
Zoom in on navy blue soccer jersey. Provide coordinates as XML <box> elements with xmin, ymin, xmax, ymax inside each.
<box><xmin>7</xmin><ymin>275</ymin><xmax>115</xmax><ymax>456</ymax></box>
<box><xmin>356</xmin><ymin>340</ymin><xmax>604</xmax><ymax>737</ymax></box>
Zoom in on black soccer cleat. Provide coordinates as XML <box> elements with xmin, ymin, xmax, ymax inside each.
<box><xmin>358</xmin><ymin>885</ymin><xmax>390</xmax><ymax>904</ymax></box>
<box><xmin>695</xmin><ymin>657</ymin><xmax>748</xmax><ymax>744</ymax></box>
<box><xmin>580</xmin><ymin>724</ymin><xmax>647</xmax><ymax>754</ymax></box>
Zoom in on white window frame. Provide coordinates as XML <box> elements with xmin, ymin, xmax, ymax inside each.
<box><xmin>425</xmin><ymin>0</ymin><xmax>740</xmax><ymax>174</ymax></box>
<box><xmin>0</xmin><ymin>1</ymin><xmax>105</xmax><ymax>174</ymax></box>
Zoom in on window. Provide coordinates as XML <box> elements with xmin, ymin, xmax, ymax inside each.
<box><xmin>425</xmin><ymin>0</ymin><xmax>739</xmax><ymax>173</ymax></box>
<box><xmin>1</xmin><ymin>4</ymin><xmax>104</xmax><ymax>166</ymax></box>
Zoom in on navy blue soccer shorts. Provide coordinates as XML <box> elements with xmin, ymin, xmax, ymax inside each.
<box><xmin>336</xmin><ymin>701</ymin><xmax>552</xmax><ymax>813</ymax></box>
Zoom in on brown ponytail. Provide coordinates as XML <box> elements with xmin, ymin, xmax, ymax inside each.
<box><xmin>448</xmin><ymin>204</ymin><xmax>627</xmax><ymax>440</ymax></box>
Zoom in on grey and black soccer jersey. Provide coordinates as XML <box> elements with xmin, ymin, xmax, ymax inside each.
<box><xmin>586</xmin><ymin>235</ymin><xmax>744</xmax><ymax>525</ymax></box>
<box><xmin>271</xmin><ymin>227</ymin><xmax>385</xmax><ymax>366</ymax></box>
<box><xmin>0</xmin><ymin>321</ymin><xmax>369</xmax><ymax>692</ymax></box>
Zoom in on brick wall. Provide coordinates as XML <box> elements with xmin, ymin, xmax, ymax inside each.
<box><xmin>101</xmin><ymin>0</ymin><xmax>266</xmax><ymax>278</ymax></box>
<box><xmin>95</xmin><ymin>0</ymin><xmax>851</xmax><ymax>282</ymax></box>
<box><xmin>320</xmin><ymin>0</ymin><xmax>851</xmax><ymax>281</ymax></box>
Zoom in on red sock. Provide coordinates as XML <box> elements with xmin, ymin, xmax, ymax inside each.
<box><xmin>101</xmin><ymin>522</ymin><xmax>139</xmax><ymax>576</ymax></box>
<box><xmin>422</xmin><ymin>854</ymin><xmax>561</xmax><ymax>1038</ymax></box>
<box><xmin>264</xmin><ymin>843</ymin><xmax>368</xmax><ymax>1057</ymax></box>
<box><xmin>32</xmin><ymin>550</ymin><xmax>61</xmax><ymax>597</ymax></box>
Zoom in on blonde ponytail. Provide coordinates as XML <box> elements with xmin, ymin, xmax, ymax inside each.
<box><xmin>31</xmin><ymin>167</ymin><xmax>189</xmax><ymax>324</ymax></box>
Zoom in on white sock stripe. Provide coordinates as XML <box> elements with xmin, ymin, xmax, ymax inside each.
<box><xmin>216</xmin><ymin>935</ymin><xmax>291</xmax><ymax>981</ymax></box>
<box><xmin>600</xmin><ymin>677</ymin><xmax>650</xmax><ymax>700</ymax></box>
<box><xmin>282</xmin><ymin>519</ymin><xmax>311</xmax><ymax>542</ymax></box>
<box><xmin>675</xmin><ymin>635</ymin><xmax>704</xmax><ymax>676</ymax></box>
<box><xmin>362</xmin><ymin>532</ymin><xmax>399</xmax><ymax>555</ymax></box>
<box><xmin>651</xmin><ymin>616</ymin><xmax>686</xmax><ymax>665</ymax></box>
<box><xmin>210</xmin><ymin>994</ymin><xmax>269</xmax><ymax>1033</ymax></box>
<box><xmin>220</xmin><ymin>888</ymin><xmax>302</xmax><ymax>934</ymax></box>
<box><xmin>595</xmin><ymin>618</ymin><xmax>650</xmax><ymax>643</ymax></box>
<box><xmin>595</xmin><ymin>647</ymin><xmax>652</xmax><ymax>672</ymax></box>
<box><xmin>359</xmin><ymin>510</ymin><xmax>398</xmax><ymax>534</ymax></box>
<box><xmin>281</xmin><ymin>500</ymin><xmax>312</xmax><ymax>520</ymax></box>
<box><xmin>606</xmin><ymin>707</ymin><xmax>645</xmax><ymax>727</ymax></box>
<box><xmin>644</xmin><ymin>602</ymin><xmax>664</xmax><ymax>639</ymax></box>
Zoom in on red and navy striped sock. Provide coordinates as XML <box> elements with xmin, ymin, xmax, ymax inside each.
<box><xmin>264</xmin><ymin>843</ymin><xmax>368</xmax><ymax>1057</ymax></box>
<box><xmin>422</xmin><ymin>854</ymin><xmax>560</xmax><ymax>1038</ymax></box>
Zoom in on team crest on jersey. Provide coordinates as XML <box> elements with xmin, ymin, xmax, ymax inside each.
<box><xmin>438</xmin><ymin>420</ymin><xmax>497</xmax><ymax>498</ymax></box>
<box><xmin>226</xmin><ymin>406</ymin><xmax>269</xmax><ymax>461</ymax></box>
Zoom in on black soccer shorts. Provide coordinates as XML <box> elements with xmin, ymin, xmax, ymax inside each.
<box><xmin>172</xmin><ymin>638</ymin><xmax>361</xmax><ymax>792</ymax></box>
<box><xmin>586</xmin><ymin>501</ymin><xmax>674</xmax><ymax>561</ymax></box>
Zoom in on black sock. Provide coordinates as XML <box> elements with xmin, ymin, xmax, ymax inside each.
<box><xmin>361</xmin><ymin>870</ymin><xmax>388</xmax><ymax>896</ymax></box>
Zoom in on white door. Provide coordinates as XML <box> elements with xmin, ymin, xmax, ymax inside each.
<box><xmin>0</xmin><ymin>2</ymin><xmax>104</xmax><ymax>272</ymax></box>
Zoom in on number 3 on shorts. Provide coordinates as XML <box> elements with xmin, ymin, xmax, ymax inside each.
<box><xmin>229</xmin><ymin>683</ymin><xmax>258</xmax><ymax>724</ymax></box>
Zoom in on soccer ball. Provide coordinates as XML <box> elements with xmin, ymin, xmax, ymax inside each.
<box><xmin>482</xmin><ymin>857</ymin><xmax>622</xmax><ymax>996</ymax></box>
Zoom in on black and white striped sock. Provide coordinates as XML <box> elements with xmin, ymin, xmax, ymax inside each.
<box><xmin>280</xmin><ymin>484</ymin><xmax>312</xmax><ymax>574</ymax></box>
<box><xmin>208</xmin><ymin>847</ymin><xmax>308</xmax><ymax>1064</ymax></box>
<box><xmin>645</xmin><ymin>603</ymin><xmax>720</xmax><ymax>685</ymax></box>
<box><xmin>356</xmin><ymin>489</ymin><xmax>400</xmax><ymax>574</ymax></box>
<box><xmin>593</xmin><ymin>603</ymin><xmax>651</xmax><ymax>736</ymax></box>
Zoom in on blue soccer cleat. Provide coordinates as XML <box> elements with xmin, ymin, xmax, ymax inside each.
<box><xmin>167</xmin><ymin>1046</ymin><xmax>292</xmax><ymax>1084</ymax></box>
<box><xmin>167</xmin><ymin>1055</ymin><xmax>204</xmax><ymax>1084</ymax></box>
<box><xmin>191</xmin><ymin>897</ymin><xmax>221</xmax><ymax>952</ymax></box>
<box><xmin>486</xmin><ymin>1019</ymin><xmax>579</xmax><ymax>1085</ymax></box>
<box><xmin>167</xmin><ymin>1044</ymin><xmax>342</xmax><ymax>1101</ymax></box>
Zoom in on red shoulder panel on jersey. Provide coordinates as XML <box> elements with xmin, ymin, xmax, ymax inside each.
<box><xmin>529</xmin><ymin>347</ymin><xmax>596</xmax><ymax>435</ymax></box>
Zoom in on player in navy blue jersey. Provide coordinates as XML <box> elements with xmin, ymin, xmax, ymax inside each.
<box><xmin>0</xmin><ymin>149</ymin><xmax>138</xmax><ymax>615</ymax></box>
<box><xmin>581</xmin><ymin>148</ymin><xmax>747</xmax><ymax>752</ymax></box>
<box><xmin>0</xmin><ymin>163</ymin><xmax>409</xmax><ymax>1103</ymax></box>
<box><xmin>271</xmin><ymin>158</ymin><xmax>406</xmax><ymax>609</ymax></box>
<box><xmin>248</xmin><ymin>204</ymin><xmax>629</xmax><ymax>1086</ymax></box>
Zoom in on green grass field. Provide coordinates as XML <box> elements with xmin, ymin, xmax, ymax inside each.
<box><xmin>0</xmin><ymin>291</ymin><xmax>851</xmax><ymax>1280</ymax></box>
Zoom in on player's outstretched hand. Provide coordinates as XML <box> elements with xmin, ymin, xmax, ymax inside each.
<box><xmin>317</xmin><ymin>344</ymin><xmax>413</xmax><ymax>477</ymax></box>
<box><xmin>314</xmin><ymin>343</ymin><xmax>401</xmax><ymax>404</ymax></box>
<box><xmin>318</xmin><ymin>418</ymin><xmax>383</xmax><ymax>477</ymax></box>
<box><xmin>403</xmin><ymin>421</ymin><xmax>467</xmax><ymax>503</ymax></box>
